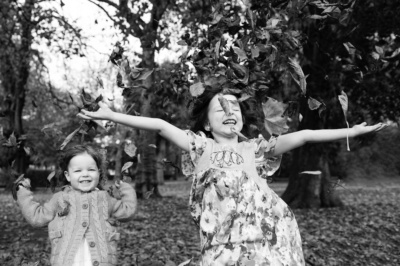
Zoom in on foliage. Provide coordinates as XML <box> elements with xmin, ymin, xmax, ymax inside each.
<box><xmin>1</xmin><ymin>185</ymin><xmax>399</xmax><ymax>265</ymax></box>
<box><xmin>0</xmin><ymin>0</ymin><xmax>84</xmax><ymax>185</ymax></box>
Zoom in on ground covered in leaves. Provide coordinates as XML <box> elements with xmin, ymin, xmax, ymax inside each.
<box><xmin>0</xmin><ymin>185</ymin><xmax>399</xmax><ymax>266</ymax></box>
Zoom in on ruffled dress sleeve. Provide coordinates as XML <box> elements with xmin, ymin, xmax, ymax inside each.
<box><xmin>181</xmin><ymin>130</ymin><xmax>208</xmax><ymax>177</ymax></box>
<box><xmin>252</xmin><ymin>134</ymin><xmax>283</xmax><ymax>180</ymax></box>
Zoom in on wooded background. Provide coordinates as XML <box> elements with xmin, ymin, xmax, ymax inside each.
<box><xmin>1</xmin><ymin>0</ymin><xmax>399</xmax><ymax>208</ymax></box>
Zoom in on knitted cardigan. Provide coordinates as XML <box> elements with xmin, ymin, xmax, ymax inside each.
<box><xmin>17</xmin><ymin>183</ymin><xmax>137</xmax><ymax>266</ymax></box>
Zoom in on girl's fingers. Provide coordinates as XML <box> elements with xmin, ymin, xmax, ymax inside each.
<box><xmin>361</xmin><ymin>122</ymin><xmax>367</xmax><ymax>126</ymax></box>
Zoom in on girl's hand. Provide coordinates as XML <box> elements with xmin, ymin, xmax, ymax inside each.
<box><xmin>352</xmin><ymin>122</ymin><xmax>388</xmax><ymax>137</ymax></box>
<box><xmin>77</xmin><ymin>101</ymin><xmax>114</xmax><ymax>121</ymax></box>
<box><xmin>12</xmin><ymin>177</ymin><xmax>31</xmax><ymax>201</ymax></box>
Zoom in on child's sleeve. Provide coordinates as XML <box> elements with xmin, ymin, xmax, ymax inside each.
<box><xmin>16</xmin><ymin>187</ymin><xmax>60</xmax><ymax>227</ymax></box>
<box><xmin>181</xmin><ymin>130</ymin><xmax>208</xmax><ymax>177</ymax></box>
<box><xmin>108</xmin><ymin>182</ymin><xmax>137</xmax><ymax>222</ymax></box>
<box><xmin>253</xmin><ymin>135</ymin><xmax>283</xmax><ymax>179</ymax></box>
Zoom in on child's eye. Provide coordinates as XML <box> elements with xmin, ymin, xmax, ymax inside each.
<box><xmin>74</xmin><ymin>170</ymin><xmax>81</xmax><ymax>173</ymax></box>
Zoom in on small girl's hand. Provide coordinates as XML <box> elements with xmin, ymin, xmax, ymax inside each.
<box><xmin>115</xmin><ymin>180</ymin><xmax>123</xmax><ymax>189</ymax></box>
<box><xmin>12</xmin><ymin>177</ymin><xmax>31</xmax><ymax>201</ymax></box>
<box><xmin>352</xmin><ymin>122</ymin><xmax>388</xmax><ymax>137</ymax></box>
<box><xmin>77</xmin><ymin>101</ymin><xmax>114</xmax><ymax>121</ymax></box>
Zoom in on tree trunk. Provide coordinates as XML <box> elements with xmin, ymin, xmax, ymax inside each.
<box><xmin>114</xmin><ymin>142</ymin><xmax>123</xmax><ymax>180</ymax></box>
<box><xmin>156</xmin><ymin>136</ymin><xmax>166</xmax><ymax>185</ymax></box>
<box><xmin>1</xmin><ymin>0</ymin><xmax>34</xmax><ymax>188</ymax></box>
<box><xmin>134</xmin><ymin>42</ymin><xmax>162</xmax><ymax>198</ymax></box>
<box><xmin>281</xmin><ymin>96</ymin><xmax>344</xmax><ymax>208</ymax></box>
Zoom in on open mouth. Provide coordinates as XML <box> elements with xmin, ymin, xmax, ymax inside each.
<box><xmin>79</xmin><ymin>180</ymin><xmax>92</xmax><ymax>184</ymax></box>
<box><xmin>223</xmin><ymin>119</ymin><xmax>236</xmax><ymax>125</ymax></box>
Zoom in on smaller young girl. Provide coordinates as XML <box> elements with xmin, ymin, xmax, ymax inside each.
<box><xmin>15</xmin><ymin>144</ymin><xmax>137</xmax><ymax>266</ymax></box>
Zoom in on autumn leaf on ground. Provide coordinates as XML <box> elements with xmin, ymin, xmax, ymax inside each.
<box><xmin>338</xmin><ymin>90</ymin><xmax>350</xmax><ymax>151</ymax></box>
<box><xmin>144</xmin><ymin>187</ymin><xmax>155</xmax><ymax>199</ymax></box>
<box><xmin>178</xmin><ymin>258</ymin><xmax>193</xmax><ymax>266</ymax></box>
<box><xmin>262</xmin><ymin>97</ymin><xmax>289</xmax><ymax>136</ymax></box>
<box><xmin>124</xmin><ymin>142</ymin><xmax>137</xmax><ymax>157</ymax></box>
<box><xmin>343</xmin><ymin>42</ymin><xmax>356</xmax><ymax>57</ymax></box>
<box><xmin>218</xmin><ymin>96</ymin><xmax>232</xmax><ymax>116</ymax></box>
<box><xmin>121</xmin><ymin>162</ymin><xmax>134</xmax><ymax>173</ymax></box>
<box><xmin>232</xmin><ymin>47</ymin><xmax>247</xmax><ymax>61</ymax></box>
<box><xmin>288</xmin><ymin>57</ymin><xmax>307</xmax><ymax>95</ymax></box>
<box><xmin>189</xmin><ymin>82</ymin><xmax>205</xmax><ymax>97</ymax></box>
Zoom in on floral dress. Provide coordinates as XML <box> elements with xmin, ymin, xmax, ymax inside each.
<box><xmin>182</xmin><ymin>131</ymin><xmax>305</xmax><ymax>266</ymax></box>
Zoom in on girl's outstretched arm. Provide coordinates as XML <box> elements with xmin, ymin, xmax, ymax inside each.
<box><xmin>273</xmin><ymin>122</ymin><xmax>387</xmax><ymax>156</ymax></box>
<box><xmin>78</xmin><ymin>102</ymin><xmax>190</xmax><ymax>152</ymax></box>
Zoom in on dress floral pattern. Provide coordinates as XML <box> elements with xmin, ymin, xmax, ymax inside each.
<box><xmin>182</xmin><ymin>131</ymin><xmax>305</xmax><ymax>266</ymax></box>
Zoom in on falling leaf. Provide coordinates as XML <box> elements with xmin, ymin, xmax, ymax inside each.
<box><xmin>189</xmin><ymin>82</ymin><xmax>205</xmax><ymax>97</ymax></box>
<box><xmin>308</xmin><ymin>97</ymin><xmax>322</xmax><ymax>110</ymax></box>
<box><xmin>177</xmin><ymin>40</ymin><xmax>188</xmax><ymax>46</ymax></box>
<box><xmin>230</xmin><ymin>62</ymin><xmax>249</xmax><ymax>84</ymax></box>
<box><xmin>238</xmin><ymin>93</ymin><xmax>251</xmax><ymax>102</ymax></box>
<box><xmin>97</xmin><ymin>76</ymin><xmax>104</xmax><ymax>89</ymax></box>
<box><xmin>338</xmin><ymin>90</ymin><xmax>350</xmax><ymax>151</ymax></box>
<box><xmin>262</xmin><ymin>97</ymin><xmax>289</xmax><ymax>135</ymax></box>
<box><xmin>338</xmin><ymin>91</ymin><xmax>348</xmax><ymax>121</ymax></box>
<box><xmin>133</xmin><ymin>69</ymin><xmax>154</xmax><ymax>81</ymax></box>
<box><xmin>59</xmin><ymin>125</ymin><xmax>82</xmax><ymax>150</ymax></box>
<box><xmin>3</xmin><ymin>132</ymin><xmax>18</xmax><ymax>148</ymax></box>
<box><xmin>124</xmin><ymin>142</ymin><xmax>137</xmax><ymax>157</ymax></box>
<box><xmin>218</xmin><ymin>96</ymin><xmax>232</xmax><ymax>116</ymax></box>
<box><xmin>288</xmin><ymin>57</ymin><xmax>307</xmax><ymax>95</ymax></box>
<box><xmin>109</xmin><ymin>41</ymin><xmax>124</xmax><ymax>65</ymax></box>
<box><xmin>231</xmin><ymin>127</ymin><xmax>248</xmax><ymax>140</ymax></box>
<box><xmin>47</xmin><ymin>171</ymin><xmax>56</xmax><ymax>182</ymax></box>
<box><xmin>121</xmin><ymin>162</ymin><xmax>134</xmax><ymax>173</ymax></box>
<box><xmin>23</xmin><ymin>147</ymin><xmax>31</xmax><ymax>155</ymax></box>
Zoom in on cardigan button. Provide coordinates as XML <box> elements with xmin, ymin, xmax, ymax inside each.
<box><xmin>89</xmin><ymin>241</ymin><xmax>96</xmax><ymax>248</ymax></box>
<box><xmin>93</xmin><ymin>261</ymin><xmax>99</xmax><ymax>266</ymax></box>
<box><xmin>82</xmin><ymin>204</ymin><xmax>88</xmax><ymax>209</ymax></box>
<box><xmin>82</xmin><ymin>221</ymin><xmax>88</xmax><ymax>227</ymax></box>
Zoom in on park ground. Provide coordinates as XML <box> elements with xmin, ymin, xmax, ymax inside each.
<box><xmin>0</xmin><ymin>177</ymin><xmax>399</xmax><ymax>266</ymax></box>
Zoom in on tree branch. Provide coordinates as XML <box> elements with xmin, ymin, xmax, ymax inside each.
<box><xmin>88</xmin><ymin>0</ymin><xmax>119</xmax><ymax>25</ymax></box>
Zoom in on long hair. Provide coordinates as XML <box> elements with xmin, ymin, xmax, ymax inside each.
<box><xmin>188</xmin><ymin>87</ymin><xmax>260</xmax><ymax>139</ymax></box>
<box><xmin>51</xmin><ymin>144</ymin><xmax>107</xmax><ymax>191</ymax></box>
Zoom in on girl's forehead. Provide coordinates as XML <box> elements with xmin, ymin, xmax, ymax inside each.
<box><xmin>68</xmin><ymin>152</ymin><xmax>97</xmax><ymax>166</ymax></box>
<box><xmin>209</xmin><ymin>94</ymin><xmax>238</xmax><ymax>107</ymax></box>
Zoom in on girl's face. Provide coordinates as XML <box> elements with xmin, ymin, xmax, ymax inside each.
<box><xmin>64</xmin><ymin>152</ymin><xmax>100</xmax><ymax>193</ymax></box>
<box><xmin>207</xmin><ymin>94</ymin><xmax>243</xmax><ymax>141</ymax></box>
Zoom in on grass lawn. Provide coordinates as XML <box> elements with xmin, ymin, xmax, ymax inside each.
<box><xmin>0</xmin><ymin>181</ymin><xmax>399</xmax><ymax>266</ymax></box>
